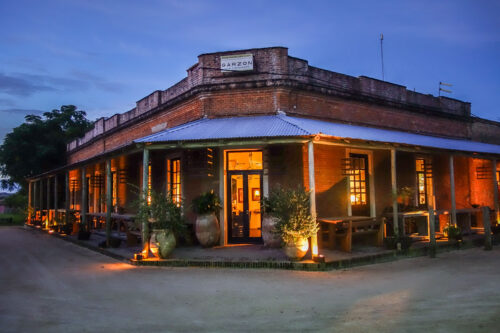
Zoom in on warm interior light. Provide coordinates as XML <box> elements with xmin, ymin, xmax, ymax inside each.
<box><xmin>300</xmin><ymin>240</ymin><xmax>309</xmax><ymax>252</ymax></box>
<box><xmin>311</xmin><ymin>235</ymin><xmax>319</xmax><ymax>256</ymax></box>
<box><xmin>350</xmin><ymin>194</ymin><xmax>356</xmax><ymax>203</ymax></box>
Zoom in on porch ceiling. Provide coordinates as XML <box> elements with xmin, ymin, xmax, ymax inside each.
<box><xmin>134</xmin><ymin>114</ymin><xmax>500</xmax><ymax>155</ymax></box>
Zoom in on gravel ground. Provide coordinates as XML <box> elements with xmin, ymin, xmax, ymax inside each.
<box><xmin>1</xmin><ymin>226</ymin><xmax>499</xmax><ymax>333</ymax></box>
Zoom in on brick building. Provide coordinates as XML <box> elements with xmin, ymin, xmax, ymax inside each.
<box><xmin>27</xmin><ymin>47</ymin><xmax>500</xmax><ymax>252</ymax></box>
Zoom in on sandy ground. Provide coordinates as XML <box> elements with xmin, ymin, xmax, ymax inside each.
<box><xmin>1</xmin><ymin>226</ymin><xmax>499</xmax><ymax>333</ymax></box>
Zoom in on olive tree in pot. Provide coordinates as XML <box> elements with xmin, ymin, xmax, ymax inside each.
<box><xmin>192</xmin><ymin>190</ymin><xmax>221</xmax><ymax>247</ymax></box>
<box><xmin>136</xmin><ymin>189</ymin><xmax>186</xmax><ymax>259</ymax></box>
<box><xmin>272</xmin><ymin>187</ymin><xmax>319</xmax><ymax>260</ymax></box>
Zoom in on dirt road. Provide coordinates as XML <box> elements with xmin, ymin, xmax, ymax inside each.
<box><xmin>1</xmin><ymin>226</ymin><xmax>499</xmax><ymax>332</ymax></box>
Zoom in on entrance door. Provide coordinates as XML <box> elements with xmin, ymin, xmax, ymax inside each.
<box><xmin>226</xmin><ymin>150</ymin><xmax>264</xmax><ymax>244</ymax></box>
<box><xmin>228</xmin><ymin>171</ymin><xmax>262</xmax><ymax>243</ymax></box>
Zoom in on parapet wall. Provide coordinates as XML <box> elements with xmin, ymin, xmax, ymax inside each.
<box><xmin>68</xmin><ymin>46</ymin><xmax>475</xmax><ymax>153</ymax></box>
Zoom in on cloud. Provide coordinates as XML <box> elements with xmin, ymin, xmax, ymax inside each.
<box><xmin>0</xmin><ymin>71</ymin><xmax>124</xmax><ymax>97</ymax></box>
<box><xmin>69</xmin><ymin>70</ymin><xmax>125</xmax><ymax>92</ymax></box>
<box><xmin>0</xmin><ymin>108</ymin><xmax>44</xmax><ymax>115</ymax></box>
<box><xmin>0</xmin><ymin>98</ymin><xmax>15</xmax><ymax>106</ymax></box>
<box><xmin>0</xmin><ymin>73</ymin><xmax>55</xmax><ymax>96</ymax></box>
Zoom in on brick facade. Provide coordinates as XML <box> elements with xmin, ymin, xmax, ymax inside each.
<box><xmin>67</xmin><ymin>46</ymin><xmax>498</xmax><ymax>166</ymax></box>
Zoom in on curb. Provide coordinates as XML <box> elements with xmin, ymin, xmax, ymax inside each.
<box><xmin>24</xmin><ymin>223</ymin><xmax>495</xmax><ymax>271</ymax></box>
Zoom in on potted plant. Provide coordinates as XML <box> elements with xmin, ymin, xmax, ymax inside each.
<box><xmin>443</xmin><ymin>223</ymin><xmax>462</xmax><ymax>243</ymax></box>
<box><xmin>191</xmin><ymin>190</ymin><xmax>221</xmax><ymax>247</ymax></box>
<box><xmin>261</xmin><ymin>189</ymin><xmax>284</xmax><ymax>248</ymax></box>
<box><xmin>136</xmin><ymin>189</ymin><xmax>186</xmax><ymax>258</ymax></box>
<box><xmin>272</xmin><ymin>187</ymin><xmax>319</xmax><ymax>260</ymax></box>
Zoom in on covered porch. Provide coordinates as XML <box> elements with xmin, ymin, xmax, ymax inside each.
<box><xmin>26</xmin><ymin>114</ymin><xmax>500</xmax><ymax>260</ymax></box>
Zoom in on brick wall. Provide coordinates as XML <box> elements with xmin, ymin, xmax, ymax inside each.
<box><xmin>68</xmin><ymin>47</ymin><xmax>487</xmax><ymax>167</ymax></box>
<box><xmin>373</xmin><ymin>150</ymin><xmax>392</xmax><ymax>215</ymax></box>
<box><xmin>469</xmin><ymin>158</ymin><xmax>495</xmax><ymax>208</ymax></box>
<box><xmin>313</xmin><ymin>145</ymin><xmax>347</xmax><ymax>218</ymax></box>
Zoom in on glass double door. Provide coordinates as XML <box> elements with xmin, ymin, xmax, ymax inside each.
<box><xmin>228</xmin><ymin>171</ymin><xmax>262</xmax><ymax>243</ymax></box>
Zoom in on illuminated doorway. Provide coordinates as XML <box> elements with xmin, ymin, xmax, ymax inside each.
<box><xmin>226</xmin><ymin>151</ymin><xmax>263</xmax><ymax>243</ymax></box>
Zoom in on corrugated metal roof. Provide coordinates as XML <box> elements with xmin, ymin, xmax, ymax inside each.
<box><xmin>135</xmin><ymin>115</ymin><xmax>309</xmax><ymax>142</ymax></box>
<box><xmin>135</xmin><ymin>114</ymin><xmax>500</xmax><ymax>155</ymax></box>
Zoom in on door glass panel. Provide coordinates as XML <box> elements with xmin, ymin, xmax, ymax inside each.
<box><xmin>227</xmin><ymin>151</ymin><xmax>263</xmax><ymax>170</ymax></box>
<box><xmin>248</xmin><ymin>174</ymin><xmax>262</xmax><ymax>238</ymax></box>
<box><xmin>230</xmin><ymin>174</ymin><xmax>244</xmax><ymax>238</ymax></box>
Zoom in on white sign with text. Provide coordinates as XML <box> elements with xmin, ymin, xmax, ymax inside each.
<box><xmin>220</xmin><ymin>54</ymin><xmax>253</xmax><ymax>72</ymax></box>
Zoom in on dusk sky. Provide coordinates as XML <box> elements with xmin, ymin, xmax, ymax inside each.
<box><xmin>1</xmin><ymin>0</ymin><xmax>499</xmax><ymax>142</ymax></box>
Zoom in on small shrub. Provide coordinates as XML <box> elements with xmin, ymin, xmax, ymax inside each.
<box><xmin>268</xmin><ymin>187</ymin><xmax>319</xmax><ymax>244</ymax></box>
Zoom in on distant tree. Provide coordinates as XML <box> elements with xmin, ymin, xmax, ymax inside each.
<box><xmin>0</xmin><ymin>105</ymin><xmax>93</xmax><ymax>191</ymax></box>
<box><xmin>4</xmin><ymin>191</ymin><xmax>27</xmax><ymax>211</ymax></box>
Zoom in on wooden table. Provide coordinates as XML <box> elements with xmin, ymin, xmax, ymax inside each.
<box><xmin>86</xmin><ymin>213</ymin><xmax>135</xmax><ymax>237</ymax></box>
<box><xmin>386</xmin><ymin>208</ymin><xmax>483</xmax><ymax>236</ymax></box>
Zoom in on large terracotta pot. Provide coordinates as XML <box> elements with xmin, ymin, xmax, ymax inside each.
<box><xmin>284</xmin><ymin>237</ymin><xmax>309</xmax><ymax>260</ymax></box>
<box><xmin>150</xmin><ymin>229</ymin><xmax>176</xmax><ymax>259</ymax></box>
<box><xmin>262</xmin><ymin>216</ymin><xmax>281</xmax><ymax>248</ymax></box>
<box><xmin>195</xmin><ymin>213</ymin><xmax>220</xmax><ymax>247</ymax></box>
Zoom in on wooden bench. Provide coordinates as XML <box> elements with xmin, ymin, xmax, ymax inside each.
<box><xmin>319</xmin><ymin>216</ymin><xmax>385</xmax><ymax>252</ymax></box>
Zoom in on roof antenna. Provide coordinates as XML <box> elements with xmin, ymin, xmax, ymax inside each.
<box><xmin>380</xmin><ymin>33</ymin><xmax>385</xmax><ymax>81</ymax></box>
<box><xmin>438</xmin><ymin>81</ymin><xmax>452</xmax><ymax>97</ymax></box>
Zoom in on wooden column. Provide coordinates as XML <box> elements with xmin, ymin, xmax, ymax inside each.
<box><xmin>308</xmin><ymin>140</ymin><xmax>318</xmax><ymax>257</ymax></box>
<box><xmin>33</xmin><ymin>181</ymin><xmax>38</xmax><ymax>222</ymax></box>
<box><xmin>65</xmin><ymin>171</ymin><xmax>70</xmax><ymax>225</ymax></box>
<box><xmin>449</xmin><ymin>155</ymin><xmax>457</xmax><ymax>226</ymax></box>
<box><xmin>106</xmin><ymin>160</ymin><xmax>112</xmax><ymax>247</ymax></box>
<box><xmin>142</xmin><ymin>148</ymin><xmax>150</xmax><ymax>256</ymax></box>
<box><xmin>482</xmin><ymin>206</ymin><xmax>492</xmax><ymax>251</ymax></box>
<box><xmin>492</xmin><ymin>159</ymin><xmax>499</xmax><ymax>224</ymax></box>
<box><xmin>390</xmin><ymin>149</ymin><xmax>400</xmax><ymax>249</ymax></box>
<box><xmin>428</xmin><ymin>208</ymin><xmax>437</xmax><ymax>257</ymax></box>
<box><xmin>39</xmin><ymin>179</ymin><xmax>43</xmax><ymax>224</ymax></box>
<box><xmin>28</xmin><ymin>181</ymin><xmax>32</xmax><ymax>223</ymax></box>
<box><xmin>46</xmin><ymin>177</ymin><xmax>51</xmax><ymax>226</ymax></box>
<box><xmin>81</xmin><ymin>167</ymin><xmax>88</xmax><ymax>231</ymax></box>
